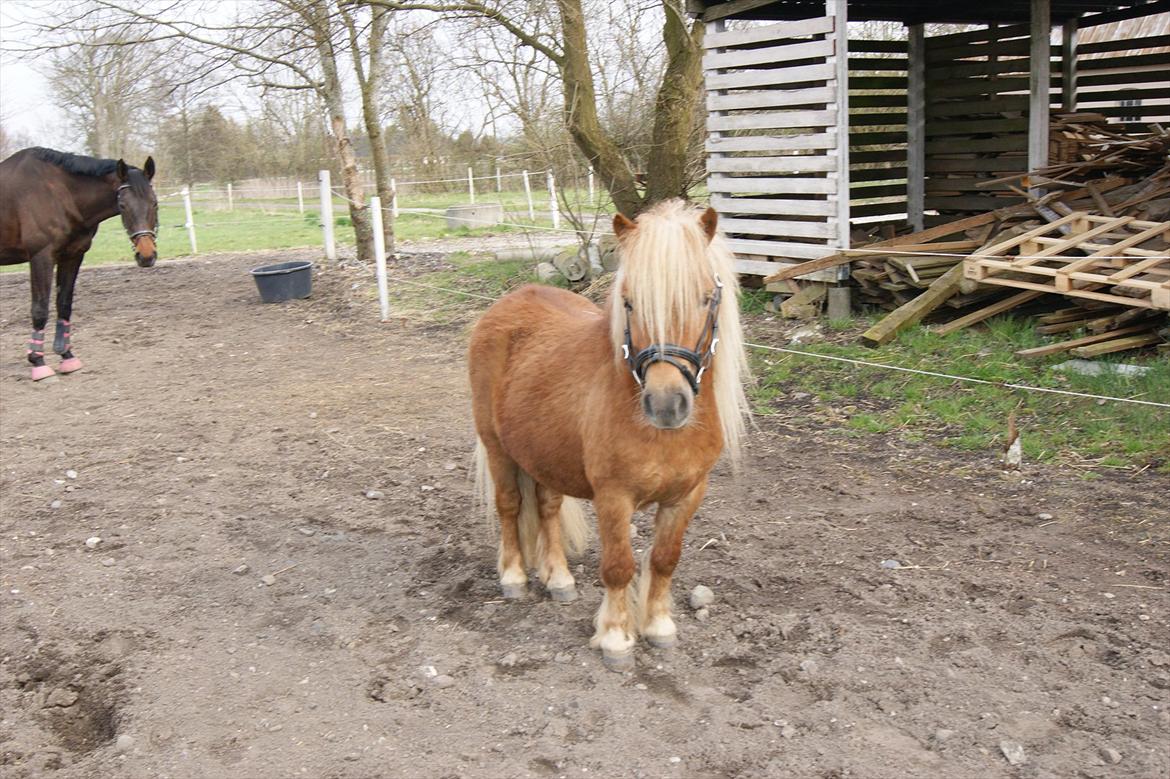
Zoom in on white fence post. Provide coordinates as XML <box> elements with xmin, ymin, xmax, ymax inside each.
<box><xmin>226</xmin><ymin>182</ymin><xmax>233</xmax><ymax>212</ymax></box>
<box><xmin>319</xmin><ymin>170</ymin><xmax>336</xmax><ymax>261</ymax></box>
<box><xmin>468</xmin><ymin>167</ymin><xmax>475</xmax><ymax>204</ymax></box>
<box><xmin>390</xmin><ymin>177</ymin><xmax>399</xmax><ymax>218</ymax></box>
<box><xmin>181</xmin><ymin>187</ymin><xmax>197</xmax><ymax>254</ymax></box>
<box><xmin>297</xmin><ymin>181</ymin><xmax>304</xmax><ymax>215</ymax></box>
<box><xmin>587</xmin><ymin>167</ymin><xmax>594</xmax><ymax>203</ymax></box>
<box><xmin>370</xmin><ymin>196</ymin><xmax>390</xmax><ymax>322</ymax></box>
<box><xmin>547</xmin><ymin>170</ymin><xmax>559</xmax><ymax>230</ymax></box>
<box><xmin>522</xmin><ymin>170</ymin><xmax>534</xmax><ymax>220</ymax></box>
<box><xmin>496</xmin><ymin>165</ymin><xmax>502</xmax><ymax>193</ymax></box>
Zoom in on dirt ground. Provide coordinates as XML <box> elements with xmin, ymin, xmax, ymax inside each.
<box><xmin>1</xmin><ymin>245</ymin><xmax>1167</xmax><ymax>779</ymax></box>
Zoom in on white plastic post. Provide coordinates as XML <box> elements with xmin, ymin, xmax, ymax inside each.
<box><xmin>496</xmin><ymin>165</ymin><xmax>502</xmax><ymax>192</ymax></box>
<box><xmin>181</xmin><ymin>187</ymin><xmax>197</xmax><ymax>254</ymax></box>
<box><xmin>468</xmin><ymin>167</ymin><xmax>475</xmax><ymax>204</ymax></box>
<box><xmin>226</xmin><ymin>182</ymin><xmax>233</xmax><ymax>212</ymax></box>
<box><xmin>319</xmin><ymin>170</ymin><xmax>336</xmax><ymax>261</ymax></box>
<box><xmin>587</xmin><ymin>167</ymin><xmax>594</xmax><ymax>203</ymax></box>
<box><xmin>547</xmin><ymin>170</ymin><xmax>559</xmax><ymax>230</ymax></box>
<box><xmin>297</xmin><ymin>181</ymin><xmax>304</xmax><ymax>214</ymax></box>
<box><xmin>390</xmin><ymin>178</ymin><xmax>399</xmax><ymax>218</ymax></box>
<box><xmin>370</xmin><ymin>195</ymin><xmax>390</xmax><ymax>321</ymax></box>
<box><xmin>522</xmin><ymin>170</ymin><xmax>534</xmax><ymax>220</ymax></box>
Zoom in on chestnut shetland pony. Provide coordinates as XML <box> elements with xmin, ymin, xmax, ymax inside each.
<box><xmin>469</xmin><ymin>199</ymin><xmax>749</xmax><ymax>670</ymax></box>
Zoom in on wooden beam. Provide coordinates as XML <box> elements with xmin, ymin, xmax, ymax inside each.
<box><xmin>1028</xmin><ymin>0</ymin><xmax>1052</xmax><ymax>191</ymax></box>
<box><xmin>1070</xmin><ymin>333</ymin><xmax>1164</xmax><ymax>357</ymax></box>
<box><xmin>933</xmin><ymin>291</ymin><xmax>1047</xmax><ymax>336</ymax></box>
<box><xmin>702</xmin><ymin>0</ymin><xmax>775</xmax><ymax>22</ymax></box>
<box><xmin>1061</xmin><ymin>17</ymin><xmax>1078</xmax><ymax>112</ymax></box>
<box><xmin>860</xmin><ymin>262</ymin><xmax>967</xmax><ymax>348</ymax></box>
<box><xmin>906</xmin><ymin>23</ymin><xmax>925</xmax><ymax>232</ymax></box>
<box><xmin>1015</xmin><ymin>323</ymin><xmax>1158</xmax><ymax>359</ymax></box>
<box><xmin>830</xmin><ymin>0</ymin><xmax>850</xmax><ymax>251</ymax></box>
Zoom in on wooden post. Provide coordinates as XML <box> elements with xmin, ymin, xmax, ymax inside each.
<box><xmin>370</xmin><ymin>196</ymin><xmax>390</xmax><ymax>321</ymax></box>
<box><xmin>1029</xmin><ymin>0</ymin><xmax>1052</xmax><ymax>193</ymax></box>
<box><xmin>390</xmin><ymin>177</ymin><xmax>399</xmax><ymax>218</ymax></box>
<box><xmin>296</xmin><ymin>181</ymin><xmax>304</xmax><ymax>215</ymax></box>
<box><xmin>587</xmin><ymin>166</ymin><xmax>594</xmax><ymax>203</ymax></box>
<box><xmin>226</xmin><ymin>182</ymin><xmax>233</xmax><ymax>212</ymax></box>
<box><xmin>522</xmin><ymin>170</ymin><xmax>534</xmax><ymax>220</ymax></box>
<box><xmin>468</xmin><ymin>166</ymin><xmax>475</xmax><ymax>204</ymax></box>
<box><xmin>181</xmin><ymin>187</ymin><xmax>197</xmax><ymax>254</ymax></box>
<box><xmin>547</xmin><ymin>170</ymin><xmax>560</xmax><ymax>229</ymax></box>
<box><xmin>1062</xmin><ymin>17</ymin><xmax>1078</xmax><ymax>112</ymax></box>
<box><xmin>907</xmin><ymin>23</ymin><xmax>926</xmax><ymax>233</ymax></box>
<box><xmin>496</xmin><ymin>165</ymin><xmax>502</xmax><ymax>193</ymax></box>
<box><xmin>319</xmin><ymin>170</ymin><xmax>336</xmax><ymax>261</ymax></box>
<box><xmin>829</xmin><ymin>0</ymin><xmax>850</xmax><ymax>250</ymax></box>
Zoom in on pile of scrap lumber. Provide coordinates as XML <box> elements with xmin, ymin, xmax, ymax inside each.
<box><xmin>764</xmin><ymin>118</ymin><xmax>1169</xmax><ymax>357</ymax></box>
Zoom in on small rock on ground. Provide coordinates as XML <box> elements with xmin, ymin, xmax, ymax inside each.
<box><xmin>115</xmin><ymin>734</ymin><xmax>135</xmax><ymax>754</ymax></box>
<box><xmin>1099</xmin><ymin>747</ymin><xmax>1122</xmax><ymax>765</ymax></box>
<box><xmin>232</xmin><ymin>564</ymin><xmax>250</xmax><ymax>576</ymax></box>
<box><xmin>1000</xmin><ymin>740</ymin><xmax>1027</xmax><ymax>766</ymax></box>
<box><xmin>432</xmin><ymin>675</ymin><xmax>455</xmax><ymax>689</ymax></box>
<box><xmin>84</xmin><ymin>537</ymin><xmax>102</xmax><ymax>549</ymax></box>
<box><xmin>364</xmin><ymin>490</ymin><xmax>385</xmax><ymax>500</ymax></box>
<box><xmin>694</xmin><ymin>607</ymin><xmax>710</xmax><ymax>622</ymax></box>
<box><xmin>689</xmin><ymin>585</ymin><xmax>715</xmax><ymax>609</ymax></box>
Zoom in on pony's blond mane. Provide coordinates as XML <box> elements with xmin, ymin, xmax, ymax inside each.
<box><xmin>608</xmin><ymin>199</ymin><xmax>751</xmax><ymax>464</ymax></box>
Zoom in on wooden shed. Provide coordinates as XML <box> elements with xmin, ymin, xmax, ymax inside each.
<box><xmin>689</xmin><ymin>0</ymin><xmax>1170</xmax><ymax>280</ymax></box>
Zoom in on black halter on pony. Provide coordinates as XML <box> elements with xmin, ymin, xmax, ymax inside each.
<box><xmin>621</xmin><ymin>274</ymin><xmax>723</xmax><ymax>395</ymax></box>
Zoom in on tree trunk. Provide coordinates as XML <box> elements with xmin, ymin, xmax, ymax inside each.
<box><xmin>645</xmin><ymin>2</ymin><xmax>705</xmax><ymax>205</ymax></box>
<box><xmin>347</xmin><ymin>5</ymin><xmax>395</xmax><ymax>254</ymax></box>
<box><xmin>554</xmin><ymin>0</ymin><xmax>644</xmax><ymax>216</ymax></box>
<box><xmin>329</xmin><ymin>111</ymin><xmax>374</xmax><ymax>263</ymax></box>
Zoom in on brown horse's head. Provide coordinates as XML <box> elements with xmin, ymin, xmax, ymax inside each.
<box><xmin>611</xmin><ymin>201</ymin><xmax>748</xmax><ymax>445</ymax></box>
<box><xmin>116</xmin><ymin>157</ymin><xmax>158</xmax><ymax>267</ymax></box>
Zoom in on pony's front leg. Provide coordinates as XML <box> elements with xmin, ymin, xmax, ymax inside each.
<box><xmin>589</xmin><ymin>492</ymin><xmax>637</xmax><ymax>671</ymax></box>
<box><xmin>27</xmin><ymin>252</ymin><xmax>55</xmax><ymax>381</ymax></box>
<box><xmin>639</xmin><ymin>480</ymin><xmax>708</xmax><ymax>649</ymax></box>
<box><xmin>54</xmin><ymin>256</ymin><xmax>83</xmax><ymax>373</ymax></box>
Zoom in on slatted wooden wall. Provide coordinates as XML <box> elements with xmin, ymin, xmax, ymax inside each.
<box><xmin>1066</xmin><ymin>22</ymin><xmax>1170</xmax><ymax>130</ymax></box>
<box><xmin>921</xmin><ymin>25</ymin><xmax>1042</xmax><ymax>218</ymax></box>
<box><xmin>703</xmin><ymin>14</ymin><xmax>847</xmax><ymax>278</ymax></box>
<box><xmin>848</xmin><ymin>39</ymin><xmax>909</xmax><ymax>223</ymax></box>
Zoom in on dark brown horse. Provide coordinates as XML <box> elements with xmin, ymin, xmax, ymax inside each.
<box><xmin>0</xmin><ymin>147</ymin><xmax>158</xmax><ymax>380</ymax></box>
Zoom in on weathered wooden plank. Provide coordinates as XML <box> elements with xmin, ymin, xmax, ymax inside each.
<box><xmin>907</xmin><ymin>22</ymin><xmax>925</xmax><ymax>233</ymax></box>
<box><xmin>925</xmin><ymin>195</ymin><xmax>1024</xmax><ymax>211</ymax></box>
<box><xmin>703</xmin><ymin>38</ymin><xmax>834</xmax><ymax>71</ymax></box>
<box><xmin>1029</xmin><ymin>0</ymin><xmax>1051</xmax><ymax>183</ymax></box>
<box><xmin>720</xmin><ymin>217</ymin><xmax>836</xmax><ymax>239</ymax></box>
<box><xmin>1070</xmin><ymin>333</ymin><xmax>1164</xmax><ymax>357</ymax></box>
<box><xmin>830</xmin><ymin>0</ymin><xmax>849</xmax><ymax>251</ymax></box>
<box><xmin>1077</xmin><ymin>69</ymin><xmax>1170</xmax><ymax>88</ymax></box>
<box><xmin>926</xmin><ymin>95</ymin><xmax>1031</xmax><ymax>119</ymax></box>
<box><xmin>708</xmin><ymin>175</ymin><xmax>836</xmax><ymax>195</ymax></box>
<box><xmin>707</xmin><ymin>156</ymin><xmax>838</xmax><ymax>174</ymax></box>
<box><xmin>704</xmin><ymin>16</ymin><xmax>834</xmax><ymax>48</ymax></box>
<box><xmin>926</xmin><ymin>21</ymin><xmax>1031</xmax><ymax>47</ymax></box>
<box><xmin>927</xmin><ymin>118</ymin><xmax>1028</xmax><ymax>136</ymax></box>
<box><xmin>1015</xmin><ymin>323</ymin><xmax>1158</xmax><ymax>359</ymax></box>
<box><xmin>928</xmin><ymin>57</ymin><xmax>1033</xmax><ymax>81</ymax></box>
<box><xmin>927</xmin><ymin>77</ymin><xmax>1031</xmax><ymax>99</ymax></box>
<box><xmin>728</xmin><ymin>240</ymin><xmax>837</xmax><ymax>261</ymax></box>
<box><xmin>1078</xmin><ymin>33</ymin><xmax>1170</xmax><ymax>55</ymax></box>
<box><xmin>860</xmin><ymin>262</ymin><xmax>967</xmax><ymax>347</ymax></box>
<box><xmin>924</xmin><ymin>136</ymin><xmax>1024</xmax><ymax>154</ymax></box>
<box><xmin>1078</xmin><ymin>52</ymin><xmax>1170</xmax><ymax>72</ymax></box>
<box><xmin>707</xmin><ymin>86</ymin><xmax>836</xmax><ymax>112</ymax></box>
<box><xmin>925</xmin><ymin>177</ymin><xmax>1013</xmax><ymax>193</ymax></box>
<box><xmin>702</xmin><ymin>0</ymin><xmax>775</xmax><ymax>22</ymax></box>
<box><xmin>933</xmin><ymin>290</ymin><xmax>1046</xmax><ymax>336</ymax></box>
<box><xmin>926</xmin><ymin>38</ymin><xmax>1037</xmax><ymax>64</ymax></box>
<box><xmin>706</xmin><ymin>62</ymin><xmax>835</xmax><ymax>91</ymax></box>
<box><xmin>710</xmin><ymin>194</ymin><xmax>836</xmax><ymax>217</ymax></box>
<box><xmin>708</xmin><ymin>109</ymin><xmax>836</xmax><ymax>132</ymax></box>
<box><xmin>926</xmin><ymin>157</ymin><xmax>1028</xmax><ymax>173</ymax></box>
<box><xmin>705</xmin><ymin>133</ymin><xmax>835</xmax><ymax>153</ymax></box>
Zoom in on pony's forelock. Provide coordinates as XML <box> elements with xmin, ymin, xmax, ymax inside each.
<box><xmin>608</xmin><ymin>200</ymin><xmax>751</xmax><ymax>464</ymax></box>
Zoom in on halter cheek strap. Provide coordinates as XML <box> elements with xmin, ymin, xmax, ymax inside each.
<box><xmin>623</xmin><ymin>274</ymin><xmax>723</xmax><ymax>395</ymax></box>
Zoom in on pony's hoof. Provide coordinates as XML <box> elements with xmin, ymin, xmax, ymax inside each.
<box><xmin>30</xmin><ymin>365</ymin><xmax>56</xmax><ymax>381</ymax></box>
<box><xmin>645</xmin><ymin>634</ymin><xmax>677</xmax><ymax>649</ymax></box>
<box><xmin>548</xmin><ymin>586</ymin><xmax>578</xmax><ymax>604</ymax></box>
<box><xmin>500</xmin><ymin>583</ymin><xmax>527</xmax><ymax>600</ymax></box>
<box><xmin>58</xmin><ymin>357</ymin><xmax>83</xmax><ymax>374</ymax></box>
<box><xmin>601</xmin><ymin>649</ymin><xmax>634</xmax><ymax>672</ymax></box>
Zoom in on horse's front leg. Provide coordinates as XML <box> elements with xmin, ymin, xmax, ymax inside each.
<box><xmin>589</xmin><ymin>491</ymin><xmax>637</xmax><ymax>671</ymax></box>
<box><xmin>27</xmin><ymin>251</ymin><xmax>55</xmax><ymax>381</ymax></box>
<box><xmin>638</xmin><ymin>480</ymin><xmax>708</xmax><ymax>649</ymax></box>
<box><xmin>53</xmin><ymin>255</ymin><xmax>83</xmax><ymax>373</ymax></box>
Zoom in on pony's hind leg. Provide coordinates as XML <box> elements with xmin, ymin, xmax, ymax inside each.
<box><xmin>589</xmin><ymin>491</ymin><xmax>637</xmax><ymax>670</ymax></box>
<box><xmin>638</xmin><ymin>480</ymin><xmax>708</xmax><ymax>650</ymax></box>
<box><xmin>53</xmin><ymin>255</ymin><xmax>83</xmax><ymax>373</ymax></box>
<box><xmin>534</xmin><ymin>483</ymin><xmax>577</xmax><ymax>603</ymax></box>
<box><xmin>480</xmin><ymin>441</ymin><xmax>529</xmax><ymax>599</ymax></box>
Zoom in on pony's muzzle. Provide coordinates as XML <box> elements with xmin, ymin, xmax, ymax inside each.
<box><xmin>133</xmin><ymin>235</ymin><xmax>157</xmax><ymax>267</ymax></box>
<box><xmin>642</xmin><ymin>386</ymin><xmax>693</xmax><ymax>430</ymax></box>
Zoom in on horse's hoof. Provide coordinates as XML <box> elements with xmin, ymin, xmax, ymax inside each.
<box><xmin>645</xmin><ymin>634</ymin><xmax>677</xmax><ymax>649</ymax></box>
<box><xmin>500</xmin><ymin>583</ymin><xmax>527</xmax><ymax>600</ymax></box>
<box><xmin>30</xmin><ymin>365</ymin><xmax>56</xmax><ymax>381</ymax></box>
<box><xmin>601</xmin><ymin>649</ymin><xmax>634</xmax><ymax>672</ymax></box>
<box><xmin>548</xmin><ymin>586</ymin><xmax>578</xmax><ymax>604</ymax></box>
<box><xmin>58</xmin><ymin>357</ymin><xmax>83</xmax><ymax>374</ymax></box>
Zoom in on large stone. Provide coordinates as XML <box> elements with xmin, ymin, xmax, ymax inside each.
<box><xmin>445</xmin><ymin>203</ymin><xmax>504</xmax><ymax>230</ymax></box>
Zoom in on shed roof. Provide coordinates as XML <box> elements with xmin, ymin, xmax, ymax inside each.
<box><xmin>691</xmin><ymin>0</ymin><xmax>1164</xmax><ymax>25</ymax></box>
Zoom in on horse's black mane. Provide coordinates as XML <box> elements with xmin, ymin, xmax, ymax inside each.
<box><xmin>28</xmin><ymin>147</ymin><xmax>122</xmax><ymax>177</ymax></box>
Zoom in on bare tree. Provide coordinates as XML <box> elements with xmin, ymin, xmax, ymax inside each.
<box><xmin>365</xmin><ymin>0</ymin><xmax>705</xmax><ymax>216</ymax></box>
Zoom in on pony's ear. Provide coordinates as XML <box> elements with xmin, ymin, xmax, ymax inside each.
<box><xmin>700</xmin><ymin>206</ymin><xmax>719</xmax><ymax>241</ymax></box>
<box><xmin>116</xmin><ymin>159</ymin><xmax>129</xmax><ymax>182</ymax></box>
<box><xmin>143</xmin><ymin>157</ymin><xmax>155</xmax><ymax>181</ymax></box>
<box><xmin>613</xmin><ymin>212</ymin><xmax>636</xmax><ymax>238</ymax></box>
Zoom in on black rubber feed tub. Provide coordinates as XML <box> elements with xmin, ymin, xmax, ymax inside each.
<box><xmin>250</xmin><ymin>260</ymin><xmax>313</xmax><ymax>303</ymax></box>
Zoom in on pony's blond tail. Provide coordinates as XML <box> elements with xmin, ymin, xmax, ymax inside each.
<box><xmin>473</xmin><ymin>438</ymin><xmax>589</xmax><ymax>568</ymax></box>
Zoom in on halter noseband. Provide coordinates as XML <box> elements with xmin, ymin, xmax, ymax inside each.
<box><xmin>117</xmin><ymin>184</ymin><xmax>158</xmax><ymax>245</ymax></box>
<box><xmin>622</xmin><ymin>274</ymin><xmax>723</xmax><ymax>395</ymax></box>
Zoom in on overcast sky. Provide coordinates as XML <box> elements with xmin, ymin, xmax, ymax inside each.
<box><xmin>0</xmin><ymin>1</ymin><xmax>64</xmax><ymax>146</ymax></box>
